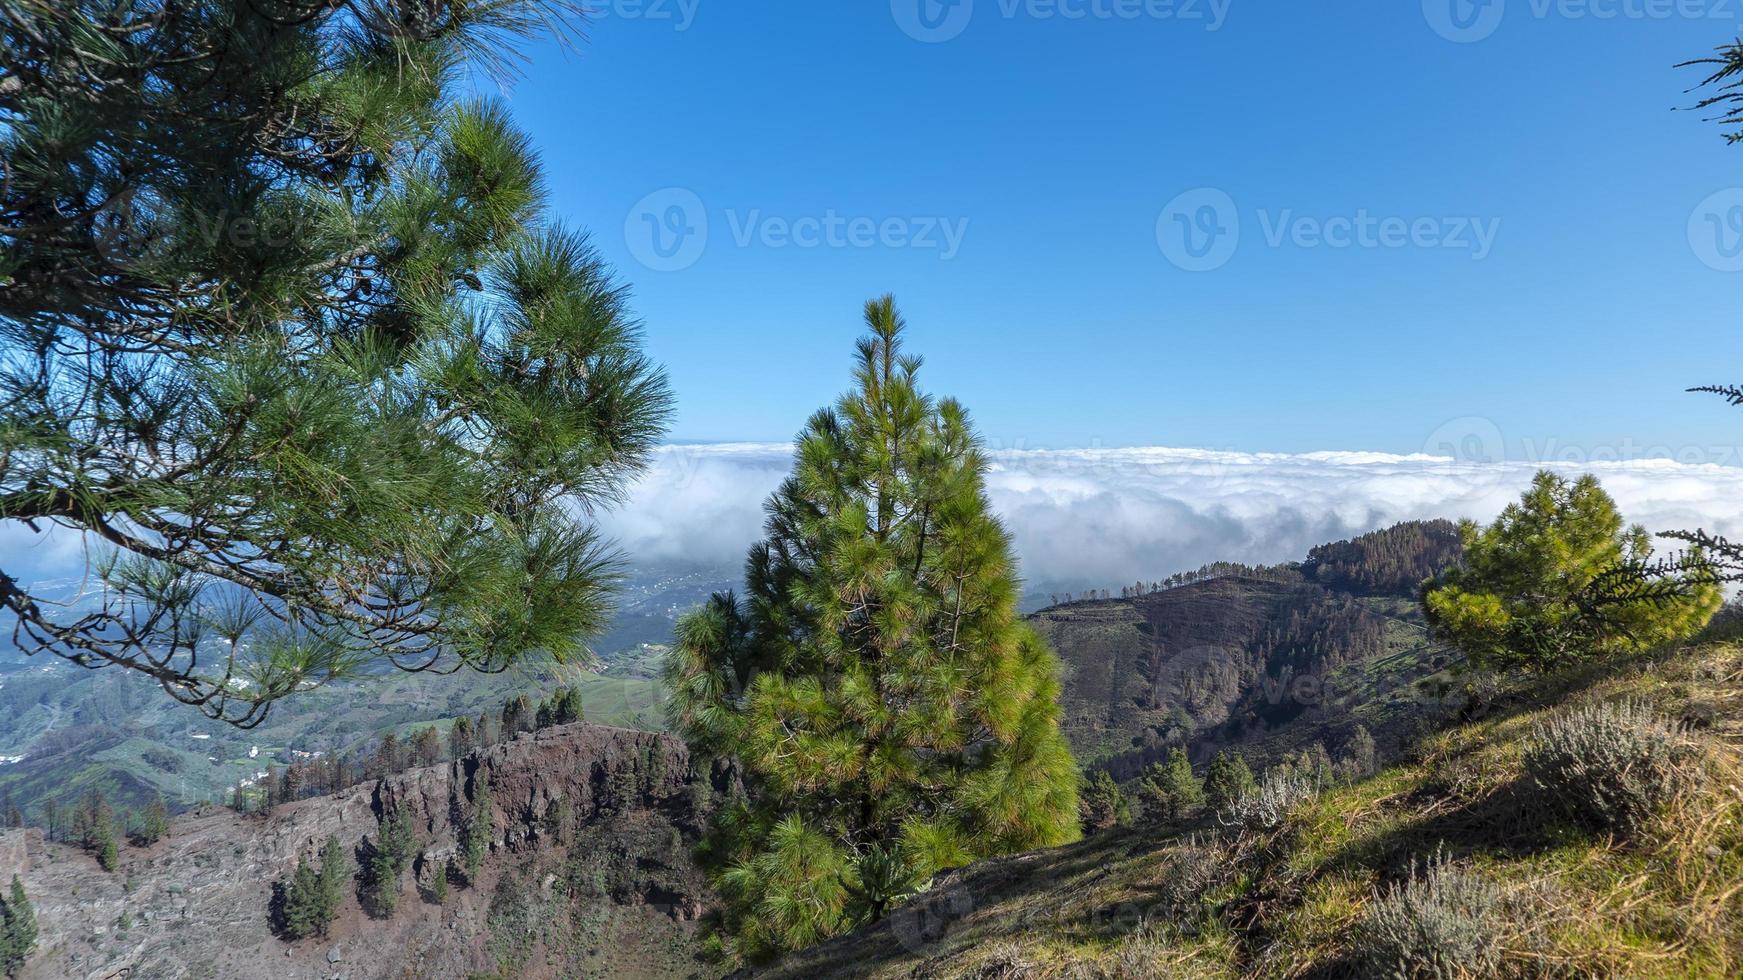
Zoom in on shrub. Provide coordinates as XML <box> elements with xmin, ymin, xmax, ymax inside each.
<box><xmin>1351</xmin><ymin>851</ymin><xmax>1503</xmax><ymax>980</ymax></box>
<box><xmin>1523</xmin><ymin>700</ymin><xmax>1700</xmax><ymax>838</ymax></box>
<box><xmin>1148</xmin><ymin>838</ymin><xmax>1226</xmax><ymax>928</ymax></box>
<box><xmin>1218</xmin><ymin>767</ymin><xmax>1316</xmax><ymax>833</ymax></box>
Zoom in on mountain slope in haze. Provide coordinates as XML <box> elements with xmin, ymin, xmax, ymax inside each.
<box><xmin>1032</xmin><ymin>521</ymin><xmax>1463</xmax><ymax>778</ymax></box>
<box><xmin>0</xmin><ymin>562</ymin><xmax>734</xmax><ymax>820</ymax></box>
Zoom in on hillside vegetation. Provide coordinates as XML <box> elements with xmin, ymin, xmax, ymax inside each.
<box><xmin>1034</xmin><ymin>522</ymin><xmax>1462</xmax><ymax>777</ymax></box>
<box><xmin>758</xmin><ymin>635</ymin><xmax>1743</xmax><ymax>978</ymax></box>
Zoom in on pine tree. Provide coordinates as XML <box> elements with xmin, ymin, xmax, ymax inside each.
<box><xmin>501</xmin><ymin>696</ymin><xmax>532</xmax><ymax>737</ymax></box>
<box><xmin>463</xmin><ymin>778</ymin><xmax>494</xmax><ymax>882</ymax></box>
<box><xmin>552</xmin><ymin>686</ymin><xmax>585</xmax><ymax>724</ymax></box>
<box><xmin>95</xmin><ymin>819</ymin><xmax>119</xmax><ymax>872</ymax></box>
<box><xmin>1136</xmin><ymin>748</ymin><xmax>1205</xmax><ymax>821</ymax></box>
<box><xmin>131</xmin><ymin>797</ymin><xmax>170</xmax><ymax>847</ymax></box>
<box><xmin>0</xmin><ymin>876</ymin><xmax>36</xmax><ymax>978</ymax></box>
<box><xmin>317</xmin><ymin>835</ymin><xmax>350</xmax><ymax>926</ymax></box>
<box><xmin>366</xmin><ymin>812</ymin><xmax>417</xmax><ymax>917</ymax></box>
<box><xmin>1205</xmin><ymin>751</ymin><xmax>1257</xmax><ymax>812</ymax></box>
<box><xmin>1079</xmin><ymin>771</ymin><xmax>1129</xmax><ymax>832</ymax></box>
<box><xmin>0</xmin><ymin>0</ymin><xmax>671</xmax><ymax>727</ymax></box>
<box><xmin>280</xmin><ymin>860</ymin><xmax>326</xmax><ymax>940</ymax></box>
<box><xmin>664</xmin><ymin>297</ymin><xmax>1080</xmax><ymax>961</ymax></box>
<box><xmin>1423</xmin><ymin>472</ymin><xmax>1720</xmax><ymax>672</ymax></box>
<box><xmin>449</xmin><ymin>716</ymin><xmax>476</xmax><ymax>758</ymax></box>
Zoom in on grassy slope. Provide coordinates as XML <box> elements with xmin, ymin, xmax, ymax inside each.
<box><xmin>760</xmin><ymin>640</ymin><xmax>1743</xmax><ymax>979</ymax></box>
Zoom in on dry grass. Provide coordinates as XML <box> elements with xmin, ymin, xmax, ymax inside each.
<box><xmin>760</xmin><ymin>643</ymin><xmax>1743</xmax><ymax>980</ymax></box>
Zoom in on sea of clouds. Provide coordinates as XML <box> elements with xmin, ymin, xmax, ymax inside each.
<box><xmin>7</xmin><ymin>442</ymin><xmax>1743</xmax><ymax>594</ymax></box>
<box><xmin>598</xmin><ymin>443</ymin><xmax>1743</xmax><ymax>590</ymax></box>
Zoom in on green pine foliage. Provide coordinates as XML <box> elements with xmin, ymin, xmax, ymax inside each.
<box><xmin>130</xmin><ymin>797</ymin><xmax>169</xmax><ymax>847</ymax></box>
<box><xmin>281</xmin><ymin>860</ymin><xmax>327</xmax><ymax>940</ymax></box>
<box><xmin>1136</xmin><ymin>748</ymin><xmax>1205</xmax><ymax>822</ymax></box>
<box><xmin>1204</xmin><ymin>751</ymin><xmax>1257</xmax><ymax>813</ymax></box>
<box><xmin>366</xmin><ymin>812</ymin><xmax>418</xmax><ymax>917</ymax></box>
<box><xmin>664</xmin><ymin>298</ymin><xmax>1080</xmax><ymax>962</ymax></box>
<box><xmin>0</xmin><ymin>0</ymin><xmax>671</xmax><ymax>727</ymax></box>
<box><xmin>1079</xmin><ymin>770</ymin><xmax>1130</xmax><ymax>832</ymax></box>
<box><xmin>278</xmin><ymin>834</ymin><xmax>349</xmax><ymax>940</ymax></box>
<box><xmin>0</xmin><ymin>876</ymin><xmax>36</xmax><ymax>979</ymax></box>
<box><xmin>95</xmin><ymin>819</ymin><xmax>119</xmax><ymax>872</ymax></box>
<box><xmin>450</xmin><ymin>715</ymin><xmax>476</xmax><ymax>757</ymax></box>
<box><xmin>464</xmin><ymin>777</ymin><xmax>494</xmax><ymax>882</ymax></box>
<box><xmin>319</xmin><ymin>835</ymin><xmax>350</xmax><ymax>923</ymax></box>
<box><xmin>1423</xmin><ymin>472</ymin><xmax>1720</xmax><ymax>672</ymax></box>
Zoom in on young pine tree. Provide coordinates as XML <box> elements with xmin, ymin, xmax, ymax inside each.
<box><xmin>280</xmin><ymin>859</ymin><xmax>326</xmax><ymax>940</ymax></box>
<box><xmin>366</xmin><ymin>812</ymin><xmax>418</xmax><ymax>917</ymax></box>
<box><xmin>131</xmin><ymin>797</ymin><xmax>169</xmax><ymax>847</ymax></box>
<box><xmin>664</xmin><ymin>298</ymin><xmax>1080</xmax><ymax>961</ymax></box>
<box><xmin>1137</xmin><ymin>747</ymin><xmax>1205</xmax><ymax>822</ymax></box>
<box><xmin>463</xmin><ymin>778</ymin><xmax>494</xmax><ymax>882</ymax></box>
<box><xmin>318</xmin><ymin>834</ymin><xmax>350</xmax><ymax>926</ymax></box>
<box><xmin>1422</xmin><ymin>471</ymin><xmax>1719</xmax><ymax>673</ymax></box>
<box><xmin>1079</xmin><ymin>771</ymin><xmax>1130</xmax><ymax>832</ymax></box>
<box><xmin>0</xmin><ymin>876</ymin><xmax>36</xmax><ymax>978</ymax></box>
<box><xmin>1205</xmin><ymin>751</ymin><xmax>1257</xmax><ymax>812</ymax></box>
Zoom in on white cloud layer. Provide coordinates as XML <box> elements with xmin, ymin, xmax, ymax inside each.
<box><xmin>598</xmin><ymin>444</ymin><xmax>1743</xmax><ymax>589</ymax></box>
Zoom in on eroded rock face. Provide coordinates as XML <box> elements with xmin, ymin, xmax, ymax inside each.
<box><xmin>1</xmin><ymin>723</ymin><xmax>725</xmax><ymax>980</ymax></box>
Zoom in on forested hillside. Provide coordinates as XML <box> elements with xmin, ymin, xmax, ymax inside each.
<box><xmin>1033</xmin><ymin>521</ymin><xmax>1463</xmax><ymax>778</ymax></box>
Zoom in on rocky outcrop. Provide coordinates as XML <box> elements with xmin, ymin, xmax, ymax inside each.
<box><xmin>0</xmin><ymin>723</ymin><xmax>725</xmax><ymax>980</ymax></box>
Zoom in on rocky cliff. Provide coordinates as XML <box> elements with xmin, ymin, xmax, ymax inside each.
<box><xmin>0</xmin><ymin>723</ymin><xmax>725</xmax><ymax>980</ymax></box>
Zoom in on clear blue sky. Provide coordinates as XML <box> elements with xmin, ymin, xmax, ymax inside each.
<box><xmin>485</xmin><ymin>2</ymin><xmax>1743</xmax><ymax>462</ymax></box>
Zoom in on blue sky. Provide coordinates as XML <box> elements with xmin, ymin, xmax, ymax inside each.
<box><xmin>485</xmin><ymin>1</ymin><xmax>1743</xmax><ymax>463</ymax></box>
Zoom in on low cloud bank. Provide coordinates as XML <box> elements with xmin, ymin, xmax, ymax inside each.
<box><xmin>598</xmin><ymin>444</ymin><xmax>1743</xmax><ymax>589</ymax></box>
